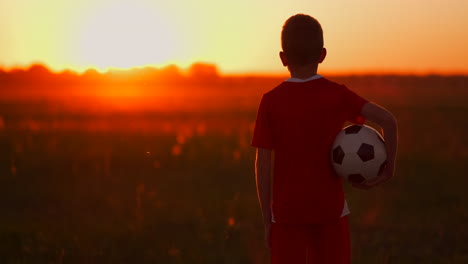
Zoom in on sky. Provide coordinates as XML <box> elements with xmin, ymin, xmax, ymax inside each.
<box><xmin>1</xmin><ymin>0</ymin><xmax>467</xmax><ymax>74</ymax></box>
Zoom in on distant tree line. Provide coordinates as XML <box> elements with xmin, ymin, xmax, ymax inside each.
<box><xmin>0</xmin><ymin>63</ymin><xmax>220</xmax><ymax>86</ymax></box>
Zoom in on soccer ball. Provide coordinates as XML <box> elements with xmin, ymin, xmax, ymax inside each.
<box><xmin>331</xmin><ymin>124</ymin><xmax>387</xmax><ymax>184</ymax></box>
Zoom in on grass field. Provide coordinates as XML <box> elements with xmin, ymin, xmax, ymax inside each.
<box><xmin>0</xmin><ymin>75</ymin><xmax>467</xmax><ymax>263</ymax></box>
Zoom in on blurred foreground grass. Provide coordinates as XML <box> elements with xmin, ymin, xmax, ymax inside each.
<box><xmin>0</xmin><ymin>75</ymin><xmax>467</xmax><ymax>263</ymax></box>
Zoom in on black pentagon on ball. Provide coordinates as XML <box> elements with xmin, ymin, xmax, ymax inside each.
<box><xmin>344</xmin><ymin>125</ymin><xmax>362</xmax><ymax>134</ymax></box>
<box><xmin>348</xmin><ymin>174</ymin><xmax>366</xmax><ymax>184</ymax></box>
<box><xmin>332</xmin><ymin>146</ymin><xmax>345</xmax><ymax>165</ymax></box>
<box><xmin>357</xmin><ymin>143</ymin><xmax>374</xmax><ymax>162</ymax></box>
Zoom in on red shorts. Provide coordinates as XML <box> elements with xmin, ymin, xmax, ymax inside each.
<box><xmin>270</xmin><ymin>216</ymin><xmax>350</xmax><ymax>264</ymax></box>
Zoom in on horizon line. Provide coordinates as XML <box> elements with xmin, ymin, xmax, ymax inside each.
<box><xmin>0</xmin><ymin>62</ymin><xmax>467</xmax><ymax>77</ymax></box>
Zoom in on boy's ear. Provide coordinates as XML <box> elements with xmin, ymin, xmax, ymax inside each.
<box><xmin>318</xmin><ymin>48</ymin><xmax>327</xmax><ymax>63</ymax></box>
<box><xmin>279</xmin><ymin>51</ymin><xmax>288</xmax><ymax>67</ymax></box>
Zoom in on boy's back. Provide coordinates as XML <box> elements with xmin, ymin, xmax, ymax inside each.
<box><xmin>252</xmin><ymin>76</ymin><xmax>367</xmax><ymax>224</ymax></box>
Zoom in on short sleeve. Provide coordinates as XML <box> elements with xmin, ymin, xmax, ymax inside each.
<box><xmin>342</xmin><ymin>86</ymin><xmax>368</xmax><ymax>124</ymax></box>
<box><xmin>251</xmin><ymin>95</ymin><xmax>274</xmax><ymax>149</ymax></box>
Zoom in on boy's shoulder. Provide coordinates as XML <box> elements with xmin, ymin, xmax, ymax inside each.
<box><xmin>263</xmin><ymin>77</ymin><xmax>346</xmax><ymax>98</ymax></box>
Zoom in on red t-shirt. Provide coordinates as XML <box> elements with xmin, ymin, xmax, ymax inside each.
<box><xmin>251</xmin><ymin>76</ymin><xmax>368</xmax><ymax>224</ymax></box>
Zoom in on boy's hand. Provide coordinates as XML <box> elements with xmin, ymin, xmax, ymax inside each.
<box><xmin>359</xmin><ymin>103</ymin><xmax>398</xmax><ymax>191</ymax></box>
<box><xmin>352</xmin><ymin>163</ymin><xmax>394</xmax><ymax>190</ymax></box>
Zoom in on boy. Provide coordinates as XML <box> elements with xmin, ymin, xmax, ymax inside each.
<box><xmin>251</xmin><ymin>14</ymin><xmax>398</xmax><ymax>264</ymax></box>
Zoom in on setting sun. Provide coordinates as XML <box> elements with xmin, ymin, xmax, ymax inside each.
<box><xmin>76</xmin><ymin>1</ymin><xmax>180</xmax><ymax>70</ymax></box>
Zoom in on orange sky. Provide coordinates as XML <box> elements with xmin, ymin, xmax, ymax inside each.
<box><xmin>1</xmin><ymin>0</ymin><xmax>467</xmax><ymax>74</ymax></box>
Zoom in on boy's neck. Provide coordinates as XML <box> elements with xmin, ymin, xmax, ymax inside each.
<box><xmin>288</xmin><ymin>63</ymin><xmax>319</xmax><ymax>79</ymax></box>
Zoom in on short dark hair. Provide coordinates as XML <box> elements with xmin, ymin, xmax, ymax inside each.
<box><xmin>281</xmin><ymin>14</ymin><xmax>324</xmax><ymax>66</ymax></box>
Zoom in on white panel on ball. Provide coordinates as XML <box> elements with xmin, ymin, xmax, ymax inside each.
<box><xmin>336</xmin><ymin>134</ymin><xmax>361</xmax><ymax>154</ymax></box>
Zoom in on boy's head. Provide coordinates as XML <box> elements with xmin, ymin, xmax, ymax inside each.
<box><xmin>280</xmin><ymin>14</ymin><xmax>326</xmax><ymax>68</ymax></box>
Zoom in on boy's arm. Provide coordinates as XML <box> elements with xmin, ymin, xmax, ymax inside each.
<box><xmin>356</xmin><ymin>102</ymin><xmax>398</xmax><ymax>189</ymax></box>
<box><xmin>255</xmin><ymin>148</ymin><xmax>273</xmax><ymax>224</ymax></box>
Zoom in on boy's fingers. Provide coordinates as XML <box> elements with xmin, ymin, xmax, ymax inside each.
<box><xmin>355</xmin><ymin>175</ymin><xmax>390</xmax><ymax>190</ymax></box>
<box><xmin>351</xmin><ymin>169</ymin><xmax>394</xmax><ymax>190</ymax></box>
<box><xmin>352</xmin><ymin>176</ymin><xmax>388</xmax><ymax>190</ymax></box>
<box><xmin>352</xmin><ymin>182</ymin><xmax>372</xmax><ymax>190</ymax></box>
<box><xmin>367</xmin><ymin>174</ymin><xmax>391</xmax><ymax>186</ymax></box>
